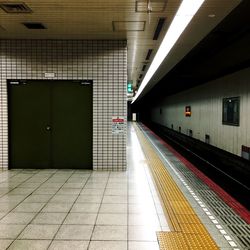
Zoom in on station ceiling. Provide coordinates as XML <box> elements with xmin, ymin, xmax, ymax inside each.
<box><xmin>0</xmin><ymin>0</ymin><xmax>246</xmax><ymax>101</ymax></box>
<box><xmin>139</xmin><ymin>0</ymin><xmax>250</xmax><ymax>103</ymax></box>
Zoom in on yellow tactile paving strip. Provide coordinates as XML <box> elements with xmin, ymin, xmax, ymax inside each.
<box><xmin>135</xmin><ymin>125</ymin><xmax>219</xmax><ymax>250</ymax></box>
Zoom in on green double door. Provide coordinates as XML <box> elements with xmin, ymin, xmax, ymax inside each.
<box><xmin>8</xmin><ymin>80</ymin><xmax>92</xmax><ymax>169</ymax></box>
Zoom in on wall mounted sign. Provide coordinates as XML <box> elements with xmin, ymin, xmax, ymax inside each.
<box><xmin>222</xmin><ymin>97</ymin><xmax>240</xmax><ymax>126</ymax></box>
<box><xmin>185</xmin><ymin>106</ymin><xmax>191</xmax><ymax>117</ymax></box>
<box><xmin>44</xmin><ymin>72</ymin><xmax>56</xmax><ymax>78</ymax></box>
<box><xmin>80</xmin><ymin>80</ymin><xmax>93</xmax><ymax>85</ymax></box>
<box><xmin>9</xmin><ymin>80</ymin><xmax>26</xmax><ymax>85</ymax></box>
<box><xmin>112</xmin><ymin>116</ymin><xmax>125</xmax><ymax>134</ymax></box>
<box><xmin>10</xmin><ymin>81</ymin><xmax>20</xmax><ymax>85</ymax></box>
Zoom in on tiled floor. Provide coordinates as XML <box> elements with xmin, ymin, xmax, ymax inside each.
<box><xmin>0</xmin><ymin>125</ymin><xmax>169</xmax><ymax>249</ymax></box>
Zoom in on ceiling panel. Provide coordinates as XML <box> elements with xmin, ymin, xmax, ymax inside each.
<box><xmin>0</xmin><ymin>0</ymin><xmax>171</xmax><ymax>84</ymax></box>
<box><xmin>113</xmin><ymin>21</ymin><xmax>146</xmax><ymax>31</ymax></box>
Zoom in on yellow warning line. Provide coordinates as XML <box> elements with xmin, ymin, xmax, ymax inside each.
<box><xmin>134</xmin><ymin>124</ymin><xmax>219</xmax><ymax>250</ymax></box>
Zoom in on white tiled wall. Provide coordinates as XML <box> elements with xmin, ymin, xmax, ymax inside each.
<box><xmin>0</xmin><ymin>40</ymin><xmax>127</xmax><ymax>170</ymax></box>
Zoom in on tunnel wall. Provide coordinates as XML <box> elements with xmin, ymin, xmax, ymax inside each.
<box><xmin>150</xmin><ymin>67</ymin><xmax>250</xmax><ymax>157</ymax></box>
<box><xmin>0</xmin><ymin>40</ymin><xmax>127</xmax><ymax>170</ymax></box>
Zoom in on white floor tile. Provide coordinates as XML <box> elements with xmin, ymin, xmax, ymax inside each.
<box><xmin>49</xmin><ymin>194</ymin><xmax>78</xmax><ymax>203</ymax></box>
<box><xmin>84</xmin><ymin>183</ymin><xmax>106</xmax><ymax>189</ymax></box>
<box><xmin>23</xmin><ymin>195</ymin><xmax>52</xmax><ymax>203</ymax></box>
<box><xmin>13</xmin><ymin>203</ymin><xmax>45</xmax><ymax>213</ymax></box>
<box><xmin>55</xmin><ymin>225</ymin><xmax>93</xmax><ymax>240</ymax></box>
<box><xmin>0</xmin><ymin>240</ymin><xmax>13</xmax><ymax>250</ymax></box>
<box><xmin>71</xmin><ymin>203</ymin><xmax>100</xmax><ymax>213</ymax></box>
<box><xmin>128</xmin><ymin>226</ymin><xmax>159</xmax><ymax>241</ymax></box>
<box><xmin>18</xmin><ymin>225</ymin><xmax>60</xmax><ymax>240</ymax></box>
<box><xmin>104</xmin><ymin>188</ymin><xmax>127</xmax><ymax>196</ymax></box>
<box><xmin>33</xmin><ymin>188</ymin><xmax>60</xmax><ymax>195</ymax></box>
<box><xmin>88</xmin><ymin>240</ymin><xmax>127</xmax><ymax>250</ymax></box>
<box><xmin>81</xmin><ymin>189</ymin><xmax>105</xmax><ymax>195</ymax></box>
<box><xmin>0</xmin><ymin>225</ymin><xmax>26</xmax><ymax>239</ymax></box>
<box><xmin>57</xmin><ymin>188</ymin><xmax>81</xmax><ymax>195</ymax></box>
<box><xmin>128</xmin><ymin>241</ymin><xmax>160</xmax><ymax>250</ymax></box>
<box><xmin>0</xmin><ymin>124</ymin><xmax>173</xmax><ymax>250</ymax></box>
<box><xmin>8</xmin><ymin>240</ymin><xmax>51</xmax><ymax>250</ymax></box>
<box><xmin>64</xmin><ymin>213</ymin><xmax>97</xmax><ymax>225</ymax></box>
<box><xmin>128</xmin><ymin>214</ymin><xmax>161</xmax><ymax>227</ymax></box>
<box><xmin>0</xmin><ymin>195</ymin><xmax>27</xmax><ymax>204</ymax></box>
<box><xmin>76</xmin><ymin>195</ymin><xmax>103</xmax><ymax>203</ymax></box>
<box><xmin>128</xmin><ymin>204</ymin><xmax>157</xmax><ymax>214</ymax></box>
<box><xmin>96</xmin><ymin>213</ymin><xmax>127</xmax><ymax>225</ymax></box>
<box><xmin>106</xmin><ymin>183</ymin><xmax>127</xmax><ymax>189</ymax></box>
<box><xmin>0</xmin><ymin>213</ymin><xmax>7</xmax><ymax>220</ymax></box>
<box><xmin>31</xmin><ymin>213</ymin><xmax>67</xmax><ymax>225</ymax></box>
<box><xmin>0</xmin><ymin>203</ymin><xmax>19</xmax><ymax>213</ymax></box>
<box><xmin>8</xmin><ymin>188</ymin><xmax>34</xmax><ymax>196</ymax></box>
<box><xmin>99</xmin><ymin>203</ymin><xmax>127</xmax><ymax>213</ymax></box>
<box><xmin>41</xmin><ymin>203</ymin><xmax>72</xmax><ymax>213</ymax></box>
<box><xmin>102</xmin><ymin>195</ymin><xmax>127</xmax><ymax>204</ymax></box>
<box><xmin>48</xmin><ymin>240</ymin><xmax>89</xmax><ymax>250</ymax></box>
<box><xmin>91</xmin><ymin>225</ymin><xmax>127</xmax><ymax>240</ymax></box>
<box><xmin>62</xmin><ymin>183</ymin><xmax>85</xmax><ymax>189</ymax></box>
<box><xmin>0</xmin><ymin>212</ymin><xmax>36</xmax><ymax>225</ymax></box>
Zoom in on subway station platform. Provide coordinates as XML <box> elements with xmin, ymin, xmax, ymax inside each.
<box><xmin>0</xmin><ymin>123</ymin><xmax>249</xmax><ymax>250</ymax></box>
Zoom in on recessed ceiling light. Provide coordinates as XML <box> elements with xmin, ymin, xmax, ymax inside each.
<box><xmin>208</xmin><ymin>14</ymin><xmax>216</xmax><ymax>18</ymax></box>
<box><xmin>132</xmin><ymin>0</ymin><xmax>205</xmax><ymax>103</ymax></box>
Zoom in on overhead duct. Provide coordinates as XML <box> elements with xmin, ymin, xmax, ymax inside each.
<box><xmin>23</xmin><ymin>22</ymin><xmax>46</xmax><ymax>29</ymax></box>
<box><xmin>0</xmin><ymin>2</ymin><xmax>32</xmax><ymax>13</ymax></box>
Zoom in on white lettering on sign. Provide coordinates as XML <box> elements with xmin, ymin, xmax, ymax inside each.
<box><xmin>112</xmin><ymin>116</ymin><xmax>125</xmax><ymax>134</ymax></box>
<box><xmin>44</xmin><ymin>72</ymin><xmax>56</xmax><ymax>78</ymax></box>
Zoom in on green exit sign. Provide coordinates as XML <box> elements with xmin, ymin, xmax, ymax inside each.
<box><xmin>127</xmin><ymin>82</ymin><xmax>133</xmax><ymax>93</ymax></box>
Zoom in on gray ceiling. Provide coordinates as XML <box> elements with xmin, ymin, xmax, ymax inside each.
<box><xmin>135</xmin><ymin>0</ymin><xmax>250</xmax><ymax>103</ymax></box>
<box><xmin>0</xmin><ymin>0</ymin><xmax>245</xmax><ymax>101</ymax></box>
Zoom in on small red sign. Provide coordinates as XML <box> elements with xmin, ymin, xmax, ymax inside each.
<box><xmin>112</xmin><ymin>116</ymin><xmax>125</xmax><ymax>134</ymax></box>
<box><xmin>112</xmin><ymin>118</ymin><xmax>124</xmax><ymax>123</ymax></box>
<box><xmin>185</xmin><ymin>106</ymin><xmax>191</xmax><ymax>117</ymax></box>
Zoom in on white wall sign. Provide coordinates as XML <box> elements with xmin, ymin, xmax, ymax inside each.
<box><xmin>112</xmin><ymin>116</ymin><xmax>125</xmax><ymax>134</ymax></box>
<box><xmin>44</xmin><ymin>72</ymin><xmax>56</xmax><ymax>78</ymax></box>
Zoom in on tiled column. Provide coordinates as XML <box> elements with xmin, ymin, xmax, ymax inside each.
<box><xmin>0</xmin><ymin>40</ymin><xmax>127</xmax><ymax>170</ymax></box>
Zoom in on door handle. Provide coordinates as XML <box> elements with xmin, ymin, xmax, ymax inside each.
<box><xmin>46</xmin><ymin>126</ymin><xmax>51</xmax><ymax>131</ymax></box>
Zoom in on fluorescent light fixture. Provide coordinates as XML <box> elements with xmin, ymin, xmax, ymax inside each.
<box><xmin>132</xmin><ymin>0</ymin><xmax>205</xmax><ymax>103</ymax></box>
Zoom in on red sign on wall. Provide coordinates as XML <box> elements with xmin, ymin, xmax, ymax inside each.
<box><xmin>112</xmin><ymin>116</ymin><xmax>125</xmax><ymax>134</ymax></box>
<box><xmin>185</xmin><ymin>106</ymin><xmax>191</xmax><ymax>117</ymax></box>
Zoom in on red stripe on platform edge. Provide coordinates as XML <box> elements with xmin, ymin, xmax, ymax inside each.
<box><xmin>141</xmin><ymin>123</ymin><xmax>250</xmax><ymax>224</ymax></box>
